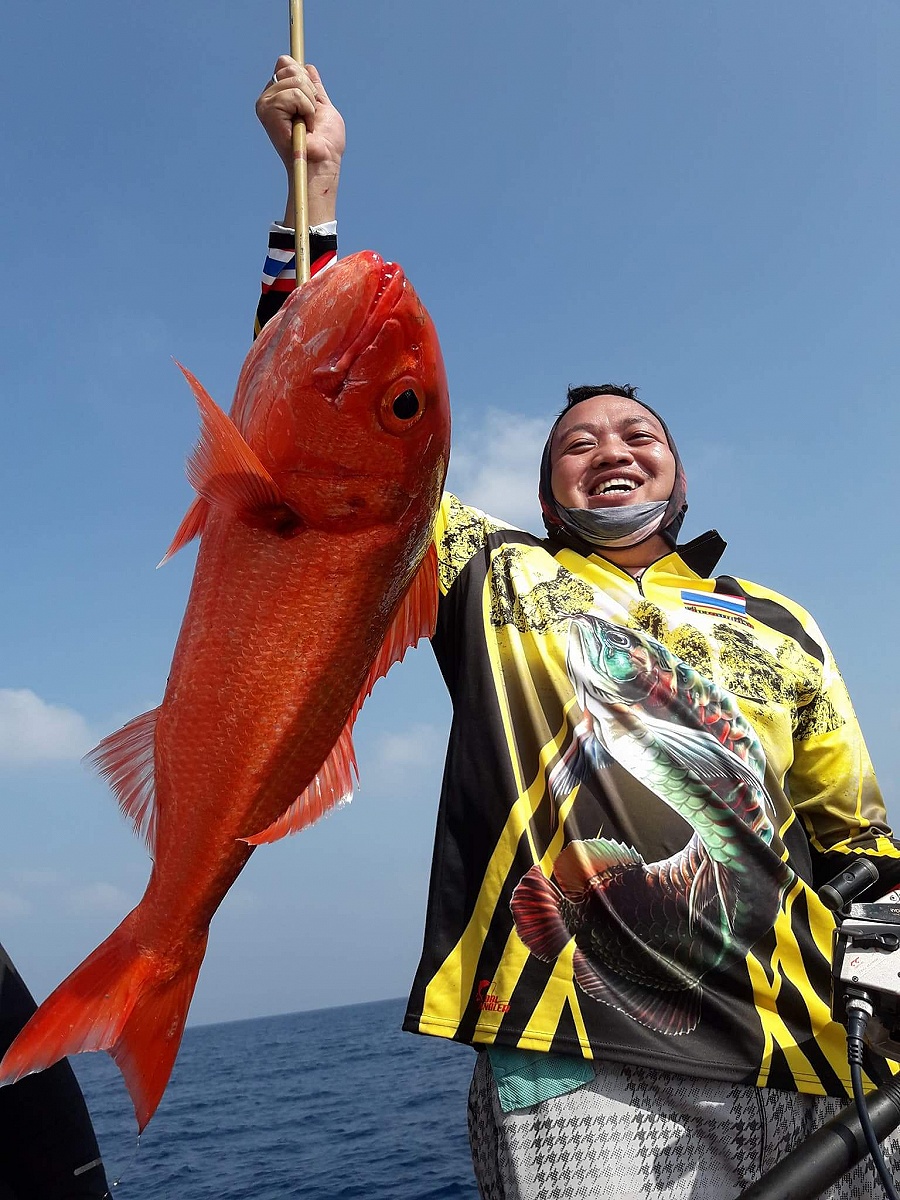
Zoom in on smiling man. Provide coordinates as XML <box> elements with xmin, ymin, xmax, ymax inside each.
<box><xmin>541</xmin><ymin>385</ymin><xmax>685</xmax><ymax>576</ymax></box>
<box><xmin>254</xmin><ymin>61</ymin><xmax>900</xmax><ymax>1200</ymax></box>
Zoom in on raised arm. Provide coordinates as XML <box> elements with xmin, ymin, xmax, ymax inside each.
<box><xmin>787</xmin><ymin>629</ymin><xmax>899</xmax><ymax>893</ymax></box>
<box><xmin>255</xmin><ymin>55</ymin><xmax>345</xmax><ymax>228</ymax></box>
<box><xmin>254</xmin><ymin>58</ymin><xmax>346</xmax><ymax>335</ymax></box>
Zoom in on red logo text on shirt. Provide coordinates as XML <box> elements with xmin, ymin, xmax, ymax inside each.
<box><xmin>475</xmin><ymin>979</ymin><xmax>511</xmax><ymax>1013</ymax></box>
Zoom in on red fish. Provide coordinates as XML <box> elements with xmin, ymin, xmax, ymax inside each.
<box><xmin>0</xmin><ymin>252</ymin><xmax>450</xmax><ymax>1130</ymax></box>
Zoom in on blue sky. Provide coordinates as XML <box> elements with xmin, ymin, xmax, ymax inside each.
<box><xmin>1</xmin><ymin>0</ymin><xmax>898</xmax><ymax>1032</ymax></box>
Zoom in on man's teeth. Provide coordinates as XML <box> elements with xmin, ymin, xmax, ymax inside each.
<box><xmin>595</xmin><ymin>478</ymin><xmax>638</xmax><ymax>495</ymax></box>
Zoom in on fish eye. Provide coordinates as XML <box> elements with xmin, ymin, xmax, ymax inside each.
<box><xmin>605</xmin><ymin>630</ymin><xmax>631</xmax><ymax>649</ymax></box>
<box><xmin>380</xmin><ymin>380</ymin><xmax>426</xmax><ymax>434</ymax></box>
<box><xmin>392</xmin><ymin>389</ymin><xmax>420</xmax><ymax>420</ymax></box>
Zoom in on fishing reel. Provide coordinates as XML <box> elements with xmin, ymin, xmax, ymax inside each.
<box><xmin>739</xmin><ymin>858</ymin><xmax>900</xmax><ymax>1200</ymax></box>
<box><xmin>826</xmin><ymin>858</ymin><xmax>900</xmax><ymax>1057</ymax></box>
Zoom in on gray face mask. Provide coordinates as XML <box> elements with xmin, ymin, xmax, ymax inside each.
<box><xmin>559</xmin><ymin>500</ymin><xmax>669</xmax><ymax>549</ymax></box>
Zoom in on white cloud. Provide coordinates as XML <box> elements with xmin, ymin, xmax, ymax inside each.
<box><xmin>0</xmin><ymin>890</ymin><xmax>32</xmax><ymax>918</ymax></box>
<box><xmin>0</xmin><ymin>689</ymin><xmax>94</xmax><ymax>765</ymax></box>
<box><xmin>67</xmin><ymin>882</ymin><xmax>131</xmax><ymax>915</ymax></box>
<box><xmin>448</xmin><ymin>408</ymin><xmax>548</xmax><ymax>532</ymax></box>
<box><xmin>376</xmin><ymin>723</ymin><xmax>444</xmax><ymax>769</ymax></box>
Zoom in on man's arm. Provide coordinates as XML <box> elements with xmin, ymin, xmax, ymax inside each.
<box><xmin>787</xmin><ymin>635</ymin><xmax>899</xmax><ymax>892</ymax></box>
<box><xmin>253</xmin><ymin>58</ymin><xmax>345</xmax><ymax>336</ymax></box>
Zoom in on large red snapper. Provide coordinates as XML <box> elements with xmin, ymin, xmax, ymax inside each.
<box><xmin>0</xmin><ymin>252</ymin><xmax>450</xmax><ymax>1130</ymax></box>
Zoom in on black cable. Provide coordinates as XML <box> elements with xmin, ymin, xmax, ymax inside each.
<box><xmin>846</xmin><ymin>1000</ymin><xmax>900</xmax><ymax>1200</ymax></box>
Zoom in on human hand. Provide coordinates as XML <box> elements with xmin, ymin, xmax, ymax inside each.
<box><xmin>256</xmin><ymin>57</ymin><xmax>345</xmax><ymax>225</ymax></box>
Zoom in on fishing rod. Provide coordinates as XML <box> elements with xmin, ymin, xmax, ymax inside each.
<box><xmin>289</xmin><ymin>0</ymin><xmax>310</xmax><ymax>285</ymax></box>
<box><xmin>738</xmin><ymin>859</ymin><xmax>900</xmax><ymax>1200</ymax></box>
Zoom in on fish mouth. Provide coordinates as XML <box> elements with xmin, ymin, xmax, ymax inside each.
<box><xmin>312</xmin><ymin>256</ymin><xmax>407</xmax><ymax>389</ymax></box>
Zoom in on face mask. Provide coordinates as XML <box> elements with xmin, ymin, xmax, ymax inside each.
<box><xmin>558</xmin><ymin>499</ymin><xmax>669</xmax><ymax>549</ymax></box>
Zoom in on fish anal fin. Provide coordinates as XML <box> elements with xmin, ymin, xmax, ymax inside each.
<box><xmin>0</xmin><ymin>911</ymin><xmax>207</xmax><ymax>1132</ymax></box>
<box><xmin>243</xmin><ymin>722</ymin><xmax>358</xmax><ymax>845</ymax></box>
<box><xmin>510</xmin><ymin>866</ymin><xmax>573</xmax><ymax>961</ymax></box>
<box><xmin>158</xmin><ymin>497</ymin><xmax>210</xmax><ymax>567</ymax></box>
<box><xmin>553</xmin><ymin>838</ymin><xmax>644</xmax><ymax>900</ymax></box>
<box><xmin>86</xmin><ymin>709</ymin><xmax>160</xmax><ymax>854</ymax></box>
<box><xmin>572</xmin><ymin>949</ymin><xmax>701</xmax><ymax>1036</ymax></box>
<box><xmin>175</xmin><ymin>360</ymin><xmax>302</xmax><ymax>535</ymax></box>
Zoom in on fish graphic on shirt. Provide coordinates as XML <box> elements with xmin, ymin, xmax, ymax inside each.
<box><xmin>511</xmin><ymin>615</ymin><xmax>793</xmax><ymax>1035</ymax></box>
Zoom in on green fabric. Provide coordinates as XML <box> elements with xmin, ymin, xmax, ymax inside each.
<box><xmin>487</xmin><ymin>1047</ymin><xmax>595</xmax><ymax>1113</ymax></box>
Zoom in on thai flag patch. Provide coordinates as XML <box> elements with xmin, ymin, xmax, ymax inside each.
<box><xmin>681</xmin><ymin>589</ymin><xmax>750</xmax><ymax>624</ymax></box>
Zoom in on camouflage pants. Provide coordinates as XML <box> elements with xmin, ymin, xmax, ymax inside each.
<box><xmin>467</xmin><ymin>1052</ymin><xmax>900</xmax><ymax>1200</ymax></box>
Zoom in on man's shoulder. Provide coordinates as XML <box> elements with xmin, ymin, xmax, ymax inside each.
<box><xmin>715</xmin><ymin>572</ymin><xmax>827</xmax><ymax>658</ymax></box>
<box><xmin>435</xmin><ymin>492</ymin><xmax>546</xmax><ymax>593</ymax></box>
<box><xmin>438</xmin><ymin>491</ymin><xmax>525</xmax><ymax>533</ymax></box>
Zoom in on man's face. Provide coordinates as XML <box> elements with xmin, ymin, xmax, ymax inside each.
<box><xmin>549</xmin><ymin>394</ymin><xmax>677</xmax><ymax>511</ymax></box>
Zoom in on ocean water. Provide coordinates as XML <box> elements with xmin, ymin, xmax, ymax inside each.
<box><xmin>74</xmin><ymin>998</ymin><xmax>480</xmax><ymax>1199</ymax></box>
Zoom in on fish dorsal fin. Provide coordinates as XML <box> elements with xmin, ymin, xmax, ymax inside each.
<box><xmin>158</xmin><ymin>497</ymin><xmax>210</xmax><ymax>567</ymax></box>
<box><xmin>242</xmin><ymin>720</ymin><xmax>358</xmax><ymax>845</ymax></box>
<box><xmin>174</xmin><ymin>361</ymin><xmax>301</xmax><ymax>533</ymax></box>
<box><xmin>86</xmin><ymin>708</ymin><xmax>160</xmax><ymax>854</ymax></box>
<box><xmin>350</xmin><ymin>542</ymin><xmax>439</xmax><ymax>724</ymax></box>
<box><xmin>553</xmin><ymin>838</ymin><xmax>644</xmax><ymax>899</ymax></box>
<box><xmin>242</xmin><ymin>544</ymin><xmax>439</xmax><ymax>846</ymax></box>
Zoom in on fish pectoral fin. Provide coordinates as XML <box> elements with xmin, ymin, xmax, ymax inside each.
<box><xmin>158</xmin><ymin>497</ymin><xmax>210</xmax><ymax>566</ymax></box>
<box><xmin>86</xmin><ymin>708</ymin><xmax>160</xmax><ymax>854</ymax></box>
<box><xmin>548</xmin><ymin>720</ymin><xmax>613</xmax><ymax>806</ymax></box>
<box><xmin>510</xmin><ymin>866</ymin><xmax>572</xmax><ymax>960</ymax></box>
<box><xmin>642</xmin><ymin>712</ymin><xmax>764</xmax><ymax>796</ymax></box>
<box><xmin>242</xmin><ymin>721</ymin><xmax>358</xmax><ymax>845</ymax></box>
<box><xmin>175</xmin><ymin>360</ymin><xmax>301</xmax><ymax>532</ymax></box>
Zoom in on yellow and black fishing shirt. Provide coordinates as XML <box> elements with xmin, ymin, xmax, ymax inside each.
<box><xmin>252</xmin><ymin>231</ymin><xmax>895</xmax><ymax>1098</ymax></box>
<box><xmin>402</xmin><ymin>493</ymin><xmax>898</xmax><ymax>1099</ymax></box>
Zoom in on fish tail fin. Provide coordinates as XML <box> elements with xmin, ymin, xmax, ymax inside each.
<box><xmin>0</xmin><ymin>913</ymin><xmax>207</xmax><ymax>1132</ymax></box>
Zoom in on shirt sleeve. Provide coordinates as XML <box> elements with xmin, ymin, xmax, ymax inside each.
<box><xmin>253</xmin><ymin>221</ymin><xmax>339</xmax><ymax>338</ymax></box>
<box><xmin>433</xmin><ymin>492</ymin><xmax>511</xmax><ymax>595</ymax></box>
<box><xmin>787</xmin><ymin>632</ymin><xmax>899</xmax><ymax>889</ymax></box>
